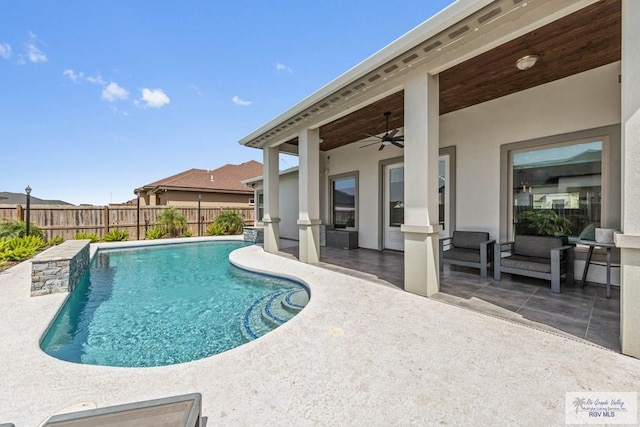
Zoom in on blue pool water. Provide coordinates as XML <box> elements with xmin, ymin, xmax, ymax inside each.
<box><xmin>40</xmin><ymin>241</ymin><xmax>306</xmax><ymax>367</ymax></box>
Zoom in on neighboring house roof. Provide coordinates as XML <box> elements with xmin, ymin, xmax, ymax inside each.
<box><xmin>242</xmin><ymin>166</ymin><xmax>300</xmax><ymax>187</ymax></box>
<box><xmin>136</xmin><ymin>160</ymin><xmax>263</xmax><ymax>195</ymax></box>
<box><xmin>0</xmin><ymin>192</ymin><xmax>73</xmax><ymax>205</ymax></box>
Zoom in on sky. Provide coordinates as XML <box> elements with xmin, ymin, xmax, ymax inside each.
<box><xmin>1</xmin><ymin>0</ymin><xmax>456</xmax><ymax>205</ymax></box>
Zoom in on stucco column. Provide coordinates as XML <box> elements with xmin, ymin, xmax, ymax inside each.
<box><xmin>618</xmin><ymin>0</ymin><xmax>640</xmax><ymax>358</ymax></box>
<box><xmin>298</xmin><ymin>128</ymin><xmax>321</xmax><ymax>263</ymax></box>
<box><xmin>401</xmin><ymin>70</ymin><xmax>441</xmax><ymax>297</ymax></box>
<box><xmin>262</xmin><ymin>145</ymin><xmax>280</xmax><ymax>253</ymax></box>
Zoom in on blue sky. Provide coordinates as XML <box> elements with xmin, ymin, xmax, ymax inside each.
<box><xmin>1</xmin><ymin>1</ymin><xmax>455</xmax><ymax>205</ymax></box>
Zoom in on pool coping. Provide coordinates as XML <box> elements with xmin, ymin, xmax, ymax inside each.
<box><xmin>1</xmin><ymin>239</ymin><xmax>639</xmax><ymax>425</ymax></box>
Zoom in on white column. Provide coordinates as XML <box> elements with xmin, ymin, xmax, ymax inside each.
<box><xmin>401</xmin><ymin>70</ymin><xmax>441</xmax><ymax>296</ymax></box>
<box><xmin>298</xmin><ymin>128</ymin><xmax>321</xmax><ymax>263</ymax></box>
<box><xmin>262</xmin><ymin>145</ymin><xmax>280</xmax><ymax>253</ymax></box>
<box><xmin>618</xmin><ymin>0</ymin><xmax>640</xmax><ymax>358</ymax></box>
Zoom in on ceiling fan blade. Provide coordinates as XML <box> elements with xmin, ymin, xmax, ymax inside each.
<box><xmin>378</xmin><ymin>144</ymin><xmax>385</xmax><ymax>151</ymax></box>
<box><xmin>393</xmin><ymin>136</ymin><xmax>404</xmax><ymax>142</ymax></box>
<box><xmin>391</xmin><ymin>141</ymin><xmax>404</xmax><ymax>149</ymax></box>
<box><xmin>360</xmin><ymin>141</ymin><xmax>381</xmax><ymax>148</ymax></box>
<box><xmin>388</xmin><ymin>129</ymin><xmax>399</xmax><ymax>138</ymax></box>
<box><xmin>364</xmin><ymin>133</ymin><xmax>383</xmax><ymax>140</ymax></box>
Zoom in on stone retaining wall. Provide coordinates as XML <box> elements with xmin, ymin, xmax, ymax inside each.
<box><xmin>243</xmin><ymin>226</ymin><xmax>264</xmax><ymax>243</ymax></box>
<box><xmin>31</xmin><ymin>240</ymin><xmax>91</xmax><ymax>297</ymax></box>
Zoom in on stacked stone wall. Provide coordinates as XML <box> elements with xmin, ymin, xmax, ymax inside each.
<box><xmin>31</xmin><ymin>240</ymin><xmax>90</xmax><ymax>297</ymax></box>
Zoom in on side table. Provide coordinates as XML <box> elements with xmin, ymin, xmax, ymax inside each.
<box><xmin>577</xmin><ymin>239</ymin><xmax>618</xmax><ymax>299</ymax></box>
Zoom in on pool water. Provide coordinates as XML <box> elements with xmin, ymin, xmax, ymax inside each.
<box><xmin>40</xmin><ymin>241</ymin><xmax>306</xmax><ymax>367</ymax></box>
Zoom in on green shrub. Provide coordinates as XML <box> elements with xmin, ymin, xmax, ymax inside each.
<box><xmin>182</xmin><ymin>230</ymin><xmax>193</xmax><ymax>237</ymax></box>
<box><xmin>156</xmin><ymin>208</ymin><xmax>187</xmax><ymax>237</ymax></box>
<box><xmin>146</xmin><ymin>227</ymin><xmax>166</xmax><ymax>240</ymax></box>
<box><xmin>0</xmin><ymin>219</ymin><xmax>44</xmax><ymax>239</ymax></box>
<box><xmin>211</xmin><ymin>210</ymin><xmax>245</xmax><ymax>235</ymax></box>
<box><xmin>74</xmin><ymin>232</ymin><xmax>100</xmax><ymax>243</ymax></box>
<box><xmin>0</xmin><ymin>235</ymin><xmax>46</xmax><ymax>262</ymax></box>
<box><xmin>206</xmin><ymin>223</ymin><xmax>226</xmax><ymax>236</ymax></box>
<box><xmin>48</xmin><ymin>236</ymin><xmax>64</xmax><ymax>246</ymax></box>
<box><xmin>103</xmin><ymin>229</ymin><xmax>129</xmax><ymax>242</ymax></box>
<box><xmin>515</xmin><ymin>210</ymin><xmax>572</xmax><ymax>236</ymax></box>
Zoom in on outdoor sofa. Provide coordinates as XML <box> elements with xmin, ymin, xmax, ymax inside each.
<box><xmin>494</xmin><ymin>234</ymin><xmax>574</xmax><ymax>293</ymax></box>
<box><xmin>439</xmin><ymin>231</ymin><xmax>495</xmax><ymax>279</ymax></box>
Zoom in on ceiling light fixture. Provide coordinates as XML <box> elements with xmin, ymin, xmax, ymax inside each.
<box><xmin>516</xmin><ymin>54</ymin><xmax>539</xmax><ymax>71</ymax></box>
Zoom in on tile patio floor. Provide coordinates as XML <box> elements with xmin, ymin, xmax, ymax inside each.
<box><xmin>280</xmin><ymin>241</ymin><xmax>621</xmax><ymax>352</ymax></box>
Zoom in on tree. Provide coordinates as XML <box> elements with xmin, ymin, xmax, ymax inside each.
<box><xmin>155</xmin><ymin>208</ymin><xmax>187</xmax><ymax>237</ymax></box>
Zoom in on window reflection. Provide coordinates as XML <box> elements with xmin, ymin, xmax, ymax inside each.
<box><xmin>332</xmin><ymin>176</ymin><xmax>357</xmax><ymax>228</ymax></box>
<box><xmin>513</xmin><ymin>141</ymin><xmax>602</xmax><ymax>238</ymax></box>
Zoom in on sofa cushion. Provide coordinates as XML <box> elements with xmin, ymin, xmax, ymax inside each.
<box><xmin>513</xmin><ymin>235</ymin><xmax>568</xmax><ymax>259</ymax></box>
<box><xmin>452</xmin><ymin>231</ymin><xmax>490</xmax><ymax>250</ymax></box>
<box><xmin>443</xmin><ymin>247</ymin><xmax>481</xmax><ymax>263</ymax></box>
<box><xmin>500</xmin><ymin>255</ymin><xmax>553</xmax><ymax>273</ymax></box>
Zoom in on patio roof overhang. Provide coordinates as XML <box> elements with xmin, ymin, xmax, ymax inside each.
<box><xmin>238</xmin><ymin>0</ymin><xmax>620</xmax><ymax>153</ymax></box>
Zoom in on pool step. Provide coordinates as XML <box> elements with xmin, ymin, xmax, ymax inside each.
<box><xmin>241</xmin><ymin>288</ymin><xmax>309</xmax><ymax>341</ymax></box>
<box><xmin>282</xmin><ymin>289</ymin><xmax>309</xmax><ymax>314</ymax></box>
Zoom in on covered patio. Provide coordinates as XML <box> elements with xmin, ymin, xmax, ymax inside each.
<box><xmin>279</xmin><ymin>241</ymin><xmax>621</xmax><ymax>352</ymax></box>
<box><xmin>240</xmin><ymin>0</ymin><xmax>640</xmax><ymax>358</ymax></box>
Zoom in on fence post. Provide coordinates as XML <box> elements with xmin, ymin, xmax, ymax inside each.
<box><xmin>103</xmin><ymin>206</ymin><xmax>110</xmax><ymax>236</ymax></box>
<box><xmin>16</xmin><ymin>204</ymin><xmax>24</xmax><ymax>221</ymax></box>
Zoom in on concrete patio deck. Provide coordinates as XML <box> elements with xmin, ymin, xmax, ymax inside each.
<box><xmin>281</xmin><ymin>243</ymin><xmax>621</xmax><ymax>352</ymax></box>
<box><xmin>0</xmin><ymin>239</ymin><xmax>638</xmax><ymax>426</ymax></box>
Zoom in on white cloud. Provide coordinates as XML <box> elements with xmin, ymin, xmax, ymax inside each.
<box><xmin>102</xmin><ymin>82</ymin><xmax>129</xmax><ymax>102</ymax></box>
<box><xmin>86</xmin><ymin>74</ymin><xmax>105</xmax><ymax>85</ymax></box>
<box><xmin>0</xmin><ymin>43</ymin><xmax>11</xmax><ymax>59</ymax></box>
<box><xmin>63</xmin><ymin>69</ymin><xmax>84</xmax><ymax>82</ymax></box>
<box><xmin>276</xmin><ymin>62</ymin><xmax>293</xmax><ymax>73</ymax></box>
<box><xmin>232</xmin><ymin>95</ymin><xmax>252</xmax><ymax>106</ymax></box>
<box><xmin>24</xmin><ymin>32</ymin><xmax>47</xmax><ymax>63</ymax></box>
<box><xmin>63</xmin><ymin>69</ymin><xmax>106</xmax><ymax>85</ymax></box>
<box><xmin>138</xmin><ymin>88</ymin><xmax>170</xmax><ymax>108</ymax></box>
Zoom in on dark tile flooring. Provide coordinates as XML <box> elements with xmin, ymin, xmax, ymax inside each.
<box><xmin>279</xmin><ymin>242</ymin><xmax>621</xmax><ymax>352</ymax></box>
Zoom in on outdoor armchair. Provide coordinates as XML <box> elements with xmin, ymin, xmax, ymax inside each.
<box><xmin>439</xmin><ymin>231</ymin><xmax>495</xmax><ymax>279</ymax></box>
<box><xmin>494</xmin><ymin>234</ymin><xmax>574</xmax><ymax>293</ymax></box>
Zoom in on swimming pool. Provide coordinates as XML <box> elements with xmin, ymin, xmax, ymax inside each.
<box><xmin>40</xmin><ymin>241</ymin><xmax>308</xmax><ymax>367</ymax></box>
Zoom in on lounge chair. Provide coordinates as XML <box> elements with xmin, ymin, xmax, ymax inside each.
<box><xmin>42</xmin><ymin>393</ymin><xmax>202</xmax><ymax>427</ymax></box>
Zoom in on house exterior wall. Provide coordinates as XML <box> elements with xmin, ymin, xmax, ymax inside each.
<box><xmin>279</xmin><ymin>174</ymin><xmax>299</xmax><ymax>240</ymax></box>
<box><xmin>265</xmin><ymin>63</ymin><xmax>623</xmax><ymax>284</ymax></box>
<box><xmin>325</xmin><ymin>144</ymin><xmax>403</xmax><ymax>250</ymax></box>
<box><xmin>252</xmin><ymin>171</ymin><xmax>300</xmax><ymax>241</ymax></box>
<box><xmin>322</xmin><ymin>64</ymin><xmax>621</xmax><ymax>251</ymax></box>
<box><xmin>140</xmin><ymin>190</ymin><xmax>252</xmax><ymax>207</ymax></box>
<box><xmin>441</xmin><ymin>62</ymin><xmax>621</xmax><ymax>240</ymax></box>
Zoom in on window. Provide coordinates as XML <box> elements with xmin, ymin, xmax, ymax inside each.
<box><xmin>256</xmin><ymin>191</ymin><xmax>264</xmax><ymax>222</ymax></box>
<box><xmin>388</xmin><ymin>167</ymin><xmax>404</xmax><ymax>227</ymax></box>
<box><xmin>512</xmin><ymin>140</ymin><xmax>602</xmax><ymax>239</ymax></box>
<box><xmin>330</xmin><ymin>174</ymin><xmax>357</xmax><ymax>229</ymax></box>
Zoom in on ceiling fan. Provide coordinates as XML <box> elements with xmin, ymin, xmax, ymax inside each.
<box><xmin>360</xmin><ymin>111</ymin><xmax>404</xmax><ymax>151</ymax></box>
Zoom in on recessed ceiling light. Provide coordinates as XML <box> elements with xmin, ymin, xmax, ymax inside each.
<box><xmin>516</xmin><ymin>55</ymin><xmax>539</xmax><ymax>71</ymax></box>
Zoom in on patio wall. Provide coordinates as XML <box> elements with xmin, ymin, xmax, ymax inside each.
<box><xmin>441</xmin><ymin>61</ymin><xmax>621</xmax><ymax>239</ymax></box>
<box><xmin>324</xmin><ymin>63</ymin><xmax>621</xmax><ymax>251</ymax></box>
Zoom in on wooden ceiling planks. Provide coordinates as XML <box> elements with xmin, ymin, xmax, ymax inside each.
<box><xmin>289</xmin><ymin>0</ymin><xmax>620</xmax><ymax>152</ymax></box>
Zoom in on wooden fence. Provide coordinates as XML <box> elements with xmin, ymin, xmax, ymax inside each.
<box><xmin>0</xmin><ymin>204</ymin><xmax>255</xmax><ymax>241</ymax></box>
